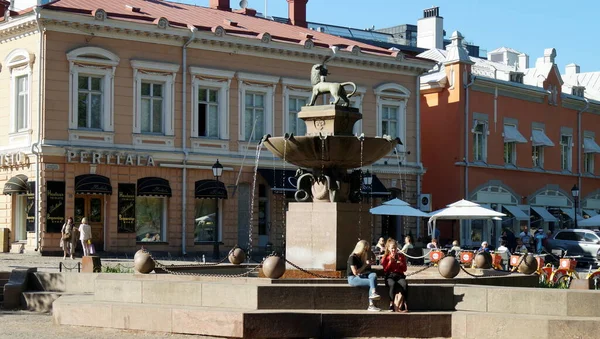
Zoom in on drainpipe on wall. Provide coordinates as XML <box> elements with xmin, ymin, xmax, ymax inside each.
<box><xmin>416</xmin><ymin>73</ymin><xmax>422</xmax><ymax>238</ymax></box>
<box><xmin>32</xmin><ymin>7</ymin><xmax>45</xmax><ymax>252</ymax></box>
<box><xmin>577</xmin><ymin>98</ymin><xmax>589</xmax><ymax>206</ymax></box>
<box><xmin>181</xmin><ymin>26</ymin><xmax>197</xmax><ymax>256</ymax></box>
<box><xmin>464</xmin><ymin>72</ymin><xmax>475</xmax><ymax>199</ymax></box>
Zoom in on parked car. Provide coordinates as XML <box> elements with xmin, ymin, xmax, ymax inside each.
<box><xmin>545</xmin><ymin>229</ymin><xmax>600</xmax><ymax>265</ymax></box>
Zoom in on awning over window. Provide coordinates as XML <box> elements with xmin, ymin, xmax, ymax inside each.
<box><xmin>3</xmin><ymin>174</ymin><xmax>29</xmax><ymax>195</ymax></box>
<box><xmin>361</xmin><ymin>175</ymin><xmax>390</xmax><ymax>197</ymax></box>
<box><xmin>532</xmin><ymin>129</ymin><xmax>555</xmax><ymax>147</ymax></box>
<box><xmin>257</xmin><ymin>169</ymin><xmax>299</xmax><ymax>193</ymax></box>
<box><xmin>583</xmin><ymin>209</ymin><xmax>598</xmax><ymax>217</ymax></box>
<box><xmin>502</xmin><ymin>205</ymin><xmax>529</xmax><ymax>221</ymax></box>
<box><xmin>75</xmin><ymin>174</ymin><xmax>112</xmax><ymax>195</ymax></box>
<box><xmin>584</xmin><ymin>138</ymin><xmax>600</xmax><ymax>154</ymax></box>
<box><xmin>503</xmin><ymin>125</ymin><xmax>528</xmax><ymax>143</ymax></box>
<box><xmin>137</xmin><ymin>177</ymin><xmax>172</xmax><ymax>197</ymax></box>
<box><xmin>195</xmin><ymin>179</ymin><xmax>227</xmax><ymax>199</ymax></box>
<box><xmin>531</xmin><ymin>206</ymin><xmax>559</xmax><ymax>222</ymax></box>
<box><xmin>560</xmin><ymin>207</ymin><xmax>584</xmax><ymax>221</ymax></box>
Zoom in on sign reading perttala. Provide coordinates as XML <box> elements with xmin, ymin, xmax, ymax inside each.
<box><xmin>46</xmin><ymin>181</ymin><xmax>65</xmax><ymax>233</ymax></box>
<box><xmin>118</xmin><ymin>184</ymin><xmax>136</xmax><ymax>233</ymax></box>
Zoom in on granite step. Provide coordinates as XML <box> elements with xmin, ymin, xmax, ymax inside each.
<box><xmin>53</xmin><ymin>295</ymin><xmax>452</xmax><ymax>338</ymax></box>
<box><xmin>22</xmin><ymin>291</ymin><xmax>92</xmax><ymax>313</ymax></box>
<box><xmin>93</xmin><ymin>274</ymin><xmax>456</xmax><ymax>311</ymax></box>
<box><xmin>453</xmin><ymin>311</ymin><xmax>600</xmax><ymax>339</ymax></box>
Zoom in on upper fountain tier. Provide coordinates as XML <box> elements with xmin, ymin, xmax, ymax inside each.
<box><xmin>263</xmin><ymin>105</ymin><xmax>401</xmax><ymax>169</ymax></box>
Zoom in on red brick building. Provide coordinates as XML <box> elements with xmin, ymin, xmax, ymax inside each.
<box><xmin>419</xmin><ymin>32</ymin><xmax>600</xmax><ymax>248</ymax></box>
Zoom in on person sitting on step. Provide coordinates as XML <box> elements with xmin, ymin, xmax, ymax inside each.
<box><xmin>347</xmin><ymin>240</ymin><xmax>381</xmax><ymax>312</ymax></box>
<box><xmin>381</xmin><ymin>238</ymin><xmax>408</xmax><ymax>312</ymax></box>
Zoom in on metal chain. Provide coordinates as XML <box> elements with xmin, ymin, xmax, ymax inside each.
<box><xmin>405</xmin><ymin>263</ymin><xmax>433</xmax><ymax>277</ymax></box>
<box><xmin>59</xmin><ymin>262</ymin><xmax>80</xmax><ymax>272</ymax></box>
<box><xmin>401</xmin><ymin>249</ymin><xmax>432</xmax><ymax>259</ymax></box>
<box><xmin>152</xmin><ymin>257</ymin><xmax>264</xmax><ymax>278</ymax></box>
<box><xmin>459</xmin><ymin>265</ymin><xmax>510</xmax><ymax>278</ymax></box>
<box><xmin>284</xmin><ymin>259</ymin><xmax>338</xmax><ymax>279</ymax></box>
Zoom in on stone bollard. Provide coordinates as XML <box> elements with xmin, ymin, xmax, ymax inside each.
<box><xmin>81</xmin><ymin>256</ymin><xmax>102</xmax><ymax>273</ymax></box>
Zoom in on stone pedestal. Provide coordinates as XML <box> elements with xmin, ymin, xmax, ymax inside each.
<box><xmin>285</xmin><ymin>202</ymin><xmax>372</xmax><ymax>271</ymax></box>
<box><xmin>81</xmin><ymin>256</ymin><xmax>102</xmax><ymax>273</ymax></box>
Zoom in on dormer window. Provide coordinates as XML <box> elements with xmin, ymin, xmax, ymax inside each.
<box><xmin>509</xmin><ymin>72</ymin><xmax>523</xmax><ymax>84</ymax></box>
<box><xmin>572</xmin><ymin>86</ymin><xmax>585</xmax><ymax>98</ymax></box>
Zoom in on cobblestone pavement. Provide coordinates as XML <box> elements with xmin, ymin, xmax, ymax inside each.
<box><xmin>0</xmin><ymin>310</ymin><xmax>213</xmax><ymax>339</ymax></box>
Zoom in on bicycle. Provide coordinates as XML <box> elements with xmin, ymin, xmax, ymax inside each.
<box><xmin>548</xmin><ymin>255</ymin><xmax>581</xmax><ymax>288</ymax></box>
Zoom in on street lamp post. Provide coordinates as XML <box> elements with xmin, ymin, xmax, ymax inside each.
<box><xmin>571</xmin><ymin>184</ymin><xmax>579</xmax><ymax>229</ymax></box>
<box><xmin>212</xmin><ymin>159</ymin><xmax>223</xmax><ymax>259</ymax></box>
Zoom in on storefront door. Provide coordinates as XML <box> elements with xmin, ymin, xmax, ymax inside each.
<box><xmin>74</xmin><ymin>195</ymin><xmax>105</xmax><ymax>251</ymax></box>
<box><xmin>13</xmin><ymin>195</ymin><xmax>27</xmax><ymax>241</ymax></box>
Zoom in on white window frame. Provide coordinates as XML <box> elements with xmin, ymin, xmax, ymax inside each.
<box><xmin>375</xmin><ymin>83</ymin><xmax>410</xmax><ymax>153</ymax></box>
<box><xmin>131</xmin><ymin>60</ymin><xmax>179</xmax><ymax>137</ymax></box>
<box><xmin>584</xmin><ymin>152</ymin><xmax>594</xmax><ymax>174</ymax></box>
<box><xmin>190</xmin><ymin>67</ymin><xmax>234</xmax><ymax>140</ymax></box>
<box><xmin>532</xmin><ymin>145</ymin><xmax>544</xmax><ymax>168</ymax></box>
<box><xmin>472</xmin><ymin>121</ymin><xmax>487</xmax><ymax>162</ymax></box>
<box><xmin>238</xmin><ymin>72</ymin><xmax>279</xmax><ymax>141</ymax></box>
<box><xmin>504</xmin><ymin>141</ymin><xmax>516</xmax><ymax>165</ymax></box>
<box><xmin>281</xmin><ymin>78</ymin><xmax>311</xmax><ymax>136</ymax></box>
<box><xmin>67</xmin><ymin>47</ymin><xmax>118</xmax><ymax>143</ymax></box>
<box><xmin>560</xmin><ymin>134</ymin><xmax>573</xmax><ymax>171</ymax></box>
<box><xmin>5</xmin><ymin>49</ymin><xmax>34</xmax><ymax>145</ymax></box>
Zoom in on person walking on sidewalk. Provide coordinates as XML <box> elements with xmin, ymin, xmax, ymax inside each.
<box><xmin>60</xmin><ymin>217</ymin><xmax>75</xmax><ymax>260</ymax></box>
<box><xmin>78</xmin><ymin>217</ymin><xmax>92</xmax><ymax>257</ymax></box>
<box><xmin>347</xmin><ymin>240</ymin><xmax>381</xmax><ymax>311</ymax></box>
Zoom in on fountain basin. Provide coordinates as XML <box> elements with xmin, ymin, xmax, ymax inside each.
<box><xmin>263</xmin><ymin>135</ymin><xmax>400</xmax><ymax>169</ymax></box>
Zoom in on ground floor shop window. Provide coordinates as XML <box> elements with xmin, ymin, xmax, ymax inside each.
<box><xmin>194</xmin><ymin>199</ymin><xmax>219</xmax><ymax>242</ymax></box>
<box><xmin>136</xmin><ymin>196</ymin><xmax>166</xmax><ymax>242</ymax></box>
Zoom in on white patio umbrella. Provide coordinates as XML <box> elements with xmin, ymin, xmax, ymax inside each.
<box><xmin>427</xmin><ymin>199</ymin><xmax>506</xmax><ymax>238</ymax></box>
<box><xmin>579</xmin><ymin>214</ymin><xmax>600</xmax><ymax>227</ymax></box>
<box><xmin>369</xmin><ymin>198</ymin><xmax>430</xmax><ymax>217</ymax></box>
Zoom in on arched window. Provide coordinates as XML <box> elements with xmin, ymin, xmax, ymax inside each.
<box><xmin>66</xmin><ymin>46</ymin><xmax>119</xmax><ymax>143</ymax></box>
<box><xmin>374</xmin><ymin>83</ymin><xmax>411</xmax><ymax>152</ymax></box>
<box><xmin>4</xmin><ymin>49</ymin><xmax>34</xmax><ymax>142</ymax></box>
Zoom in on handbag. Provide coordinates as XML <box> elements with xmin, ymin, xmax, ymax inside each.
<box><xmin>89</xmin><ymin>243</ymin><xmax>96</xmax><ymax>255</ymax></box>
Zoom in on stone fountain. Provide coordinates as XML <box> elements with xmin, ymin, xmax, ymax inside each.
<box><xmin>263</xmin><ymin>67</ymin><xmax>400</xmax><ymax>271</ymax></box>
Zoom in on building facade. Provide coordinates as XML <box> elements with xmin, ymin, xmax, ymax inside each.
<box><xmin>0</xmin><ymin>0</ymin><xmax>432</xmax><ymax>255</ymax></box>
<box><xmin>420</xmin><ymin>31</ymin><xmax>600</xmax><ymax>248</ymax></box>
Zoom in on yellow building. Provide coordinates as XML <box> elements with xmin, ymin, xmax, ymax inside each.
<box><xmin>0</xmin><ymin>0</ymin><xmax>432</xmax><ymax>255</ymax></box>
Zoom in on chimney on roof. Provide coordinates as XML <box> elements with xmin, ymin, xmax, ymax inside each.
<box><xmin>417</xmin><ymin>6</ymin><xmax>443</xmax><ymax>50</ymax></box>
<box><xmin>518</xmin><ymin>53</ymin><xmax>529</xmax><ymax>71</ymax></box>
<box><xmin>565</xmin><ymin>63</ymin><xmax>580</xmax><ymax>76</ymax></box>
<box><xmin>287</xmin><ymin>0</ymin><xmax>308</xmax><ymax>28</ymax></box>
<box><xmin>543</xmin><ymin>48</ymin><xmax>556</xmax><ymax>64</ymax></box>
<box><xmin>0</xmin><ymin>0</ymin><xmax>9</xmax><ymax>20</ymax></box>
<box><xmin>209</xmin><ymin>0</ymin><xmax>231</xmax><ymax>11</ymax></box>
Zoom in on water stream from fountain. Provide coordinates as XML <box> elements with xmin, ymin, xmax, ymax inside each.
<box><xmin>281</xmin><ymin>137</ymin><xmax>288</xmax><ymax>256</ymax></box>
<box><xmin>247</xmin><ymin>141</ymin><xmax>263</xmax><ymax>261</ymax></box>
<box><xmin>358</xmin><ymin>136</ymin><xmax>364</xmax><ymax>240</ymax></box>
<box><xmin>394</xmin><ymin>150</ymin><xmax>409</xmax><ymax>236</ymax></box>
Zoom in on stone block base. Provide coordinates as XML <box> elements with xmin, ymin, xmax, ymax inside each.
<box><xmin>285</xmin><ymin>202</ymin><xmax>372</xmax><ymax>271</ymax></box>
<box><xmin>81</xmin><ymin>256</ymin><xmax>101</xmax><ymax>273</ymax></box>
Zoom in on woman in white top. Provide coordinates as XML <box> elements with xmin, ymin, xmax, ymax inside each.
<box><xmin>78</xmin><ymin>217</ymin><xmax>92</xmax><ymax>256</ymax></box>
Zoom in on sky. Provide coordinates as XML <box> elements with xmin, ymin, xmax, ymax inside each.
<box><xmin>179</xmin><ymin>0</ymin><xmax>596</xmax><ymax>74</ymax></box>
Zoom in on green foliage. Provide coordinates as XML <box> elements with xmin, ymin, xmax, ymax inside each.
<box><xmin>538</xmin><ymin>277</ymin><xmax>569</xmax><ymax>289</ymax></box>
<box><xmin>101</xmin><ymin>265</ymin><xmax>133</xmax><ymax>274</ymax></box>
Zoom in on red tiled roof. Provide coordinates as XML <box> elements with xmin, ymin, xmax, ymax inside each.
<box><xmin>42</xmin><ymin>0</ymin><xmax>401</xmax><ymax>59</ymax></box>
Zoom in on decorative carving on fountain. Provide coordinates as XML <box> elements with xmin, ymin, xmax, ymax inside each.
<box><xmin>262</xmin><ymin>58</ymin><xmax>401</xmax><ymax>204</ymax></box>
